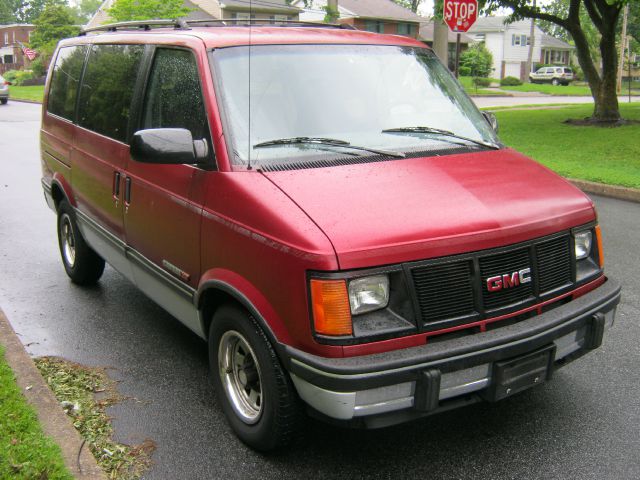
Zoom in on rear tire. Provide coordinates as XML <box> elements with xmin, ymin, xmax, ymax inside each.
<box><xmin>552</xmin><ymin>78</ymin><xmax>560</xmax><ymax>86</ymax></box>
<box><xmin>209</xmin><ymin>305</ymin><xmax>304</xmax><ymax>451</ymax></box>
<box><xmin>0</xmin><ymin>98</ymin><xmax>7</xmax><ymax>105</ymax></box>
<box><xmin>57</xmin><ymin>200</ymin><xmax>105</xmax><ymax>285</ymax></box>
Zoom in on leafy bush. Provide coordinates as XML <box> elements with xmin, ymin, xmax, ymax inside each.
<box><xmin>472</xmin><ymin>77</ymin><xmax>492</xmax><ymax>88</ymax></box>
<box><xmin>30</xmin><ymin>57</ymin><xmax>48</xmax><ymax>77</ymax></box>
<box><xmin>459</xmin><ymin>66</ymin><xmax>471</xmax><ymax>77</ymax></box>
<box><xmin>460</xmin><ymin>43</ymin><xmax>493</xmax><ymax>78</ymax></box>
<box><xmin>500</xmin><ymin>76</ymin><xmax>522</xmax><ymax>86</ymax></box>
<box><xmin>2</xmin><ymin>69</ymin><xmax>36</xmax><ymax>86</ymax></box>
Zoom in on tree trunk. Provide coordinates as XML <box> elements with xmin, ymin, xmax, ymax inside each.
<box><xmin>593</xmin><ymin>31</ymin><xmax>620</xmax><ymax>122</ymax></box>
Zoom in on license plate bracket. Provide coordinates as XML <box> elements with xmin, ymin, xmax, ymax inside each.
<box><xmin>483</xmin><ymin>345</ymin><xmax>556</xmax><ymax>402</ymax></box>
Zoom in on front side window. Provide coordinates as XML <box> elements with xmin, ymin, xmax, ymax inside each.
<box><xmin>77</xmin><ymin>44</ymin><xmax>145</xmax><ymax>142</ymax></box>
<box><xmin>213</xmin><ymin>45</ymin><xmax>499</xmax><ymax>170</ymax></box>
<box><xmin>48</xmin><ymin>45</ymin><xmax>87</xmax><ymax>121</ymax></box>
<box><xmin>142</xmin><ymin>48</ymin><xmax>208</xmax><ymax>142</ymax></box>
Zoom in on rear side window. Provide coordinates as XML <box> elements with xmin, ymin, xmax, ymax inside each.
<box><xmin>78</xmin><ymin>44</ymin><xmax>145</xmax><ymax>142</ymax></box>
<box><xmin>564</xmin><ymin>68</ymin><xmax>573</xmax><ymax>74</ymax></box>
<box><xmin>47</xmin><ymin>46</ymin><xmax>87</xmax><ymax>121</ymax></box>
<box><xmin>142</xmin><ymin>48</ymin><xmax>208</xmax><ymax>140</ymax></box>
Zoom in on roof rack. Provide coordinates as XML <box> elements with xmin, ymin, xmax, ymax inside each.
<box><xmin>79</xmin><ymin>19</ymin><xmax>356</xmax><ymax>36</ymax></box>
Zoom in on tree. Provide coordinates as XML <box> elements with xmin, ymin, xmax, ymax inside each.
<box><xmin>460</xmin><ymin>42</ymin><xmax>494</xmax><ymax>77</ymax></box>
<box><xmin>0</xmin><ymin>0</ymin><xmax>17</xmax><ymax>23</ymax></box>
<box><xmin>484</xmin><ymin>0</ymin><xmax>628</xmax><ymax>124</ymax></box>
<box><xmin>106</xmin><ymin>0</ymin><xmax>193</xmax><ymax>22</ymax></box>
<box><xmin>392</xmin><ymin>0</ymin><xmax>424</xmax><ymax>13</ymax></box>
<box><xmin>30</xmin><ymin>3</ymin><xmax>79</xmax><ymax>51</ymax></box>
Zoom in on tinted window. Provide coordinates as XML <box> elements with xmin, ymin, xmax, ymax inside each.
<box><xmin>142</xmin><ymin>48</ymin><xmax>208</xmax><ymax>140</ymax></box>
<box><xmin>48</xmin><ymin>46</ymin><xmax>87</xmax><ymax>121</ymax></box>
<box><xmin>564</xmin><ymin>68</ymin><xmax>573</xmax><ymax>73</ymax></box>
<box><xmin>78</xmin><ymin>44</ymin><xmax>145</xmax><ymax>142</ymax></box>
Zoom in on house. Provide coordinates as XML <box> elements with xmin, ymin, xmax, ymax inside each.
<box><xmin>468</xmin><ymin>16</ymin><xmax>574</xmax><ymax>80</ymax></box>
<box><xmin>87</xmin><ymin>0</ymin><xmax>300</xmax><ymax>29</ymax></box>
<box><xmin>0</xmin><ymin>24</ymin><xmax>35</xmax><ymax>74</ymax></box>
<box><xmin>419</xmin><ymin>21</ymin><xmax>473</xmax><ymax>70</ymax></box>
<box><xmin>295</xmin><ymin>0</ymin><xmax>423</xmax><ymax>38</ymax></box>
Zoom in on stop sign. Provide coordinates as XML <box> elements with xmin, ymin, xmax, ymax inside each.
<box><xmin>443</xmin><ymin>0</ymin><xmax>478</xmax><ymax>33</ymax></box>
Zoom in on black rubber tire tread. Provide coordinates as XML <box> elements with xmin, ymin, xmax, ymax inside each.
<box><xmin>0</xmin><ymin>98</ymin><xmax>7</xmax><ymax>105</ymax></box>
<box><xmin>209</xmin><ymin>305</ymin><xmax>304</xmax><ymax>452</ymax></box>
<box><xmin>57</xmin><ymin>200</ymin><xmax>105</xmax><ymax>285</ymax></box>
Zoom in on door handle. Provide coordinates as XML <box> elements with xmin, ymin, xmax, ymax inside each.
<box><xmin>124</xmin><ymin>177</ymin><xmax>132</xmax><ymax>206</ymax></box>
<box><xmin>113</xmin><ymin>172</ymin><xmax>121</xmax><ymax>199</ymax></box>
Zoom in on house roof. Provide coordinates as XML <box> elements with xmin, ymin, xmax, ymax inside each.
<box><xmin>220</xmin><ymin>0</ymin><xmax>300</xmax><ymax>13</ymax></box>
<box><xmin>337</xmin><ymin>0</ymin><xmax>423</xmax><ymax>23</ymax></box>
<box><xmin>419</xmin><ymin>21</ymin><xmax>473</xmax><ymax>44</ymax></box>
<box><xmin>540</xmin><ymin>33</ymin><xmax>573</xmax><ymax>50</ymax></box>
<box><xmin>0</xmin><ymin>24</ymin><xmax>35</xmax><ymax>29</ymax></box>
<box><xmin>468</xmin><ymin>15</ymin><xmax>510</xmax><ymax>32</ymax></box>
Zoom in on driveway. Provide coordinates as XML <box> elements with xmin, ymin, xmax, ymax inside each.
<box><xmin>1</xmin><ymin>100</ymin><xmax>639</xmax><ymax>479</ymax></box>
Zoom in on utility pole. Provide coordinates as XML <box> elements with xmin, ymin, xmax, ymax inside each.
<box><xmin>526</xmin><ymin>0</ymin><xmax>536</xmax><ymax>80</ymax></box>
<box><xmin>617</xmin><ymin>3</ymin><xmax>628</xmax><ymax>93</ymax></box>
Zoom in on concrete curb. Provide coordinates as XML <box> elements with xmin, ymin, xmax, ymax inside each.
<box><xmin>568</xmin><ymin>178</ymin><xmax>640</xmax><ymax>204</ymax></box>
<box><xmin>0</xmin><ymin>308</ymin><xmax>106</xmax><ymax>480</ymax></box>
<box><xmin>8</xmin><ymin>98</ymin><xmax>42</xmax><ymax>104</ymax></box>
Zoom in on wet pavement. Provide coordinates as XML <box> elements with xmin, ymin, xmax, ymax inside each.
<box><xmin>1</xmin><ymin>100</ymin><xmax>639</xmax><ymax>479</ymax></box>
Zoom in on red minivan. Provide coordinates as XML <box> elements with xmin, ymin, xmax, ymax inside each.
<box><xmin>40</xmin><ymin>21</ymin><xmax>620</xmax><ymax>451</ymax></box>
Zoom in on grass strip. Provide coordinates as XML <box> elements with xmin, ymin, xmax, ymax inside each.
<box><xmin>496</xmin><ymin>103</ymin><xmax>640</xmax><ymax>189</ymax></box>
<box><xmin>8</xmin><ymin>85</ymin><xmax>45</xmax><ymax>103</ymax></box>
<box><xmin>0</xmin><ymin>346</ymin><xmax>72</xmax><ymax>480</ymax></box>
<box><xmin>35</xmin><ymin>357</ymin><xmax>154</xmax><ymax>480</ymax></box>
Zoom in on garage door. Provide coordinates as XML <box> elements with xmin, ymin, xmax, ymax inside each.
<box><xmin>504</xmin><ymin>62</ymin><xmax>521</xmax><ymax>79</ymax></box>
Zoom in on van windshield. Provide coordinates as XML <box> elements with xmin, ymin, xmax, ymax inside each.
<box><xmin>211</xmin><ymin>45</ymin><xmax>499</xmax><ymax>170</ymax></box>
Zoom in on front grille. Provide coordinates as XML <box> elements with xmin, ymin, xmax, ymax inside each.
<box><xmin>536</xmin><ymin>236</ymin><xmax>572</xmax><ymax>293</ymax></box>
<box><xmin>412</xmin><ymin>261</ymin><xmax>475</xmax><ymax>322</ymax></box>
<box><xmin>408</xmin><ymin>233</ymin><xmax>575</xmax><ymax>329</ymax></box>
<box><xmin>479</xmin><ymin>248</ymin><xmax>534</xmax><ymax>310</ymax></box>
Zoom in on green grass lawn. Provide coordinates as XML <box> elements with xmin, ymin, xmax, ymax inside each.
<box><xmin>458</xmin><ymin>76</ymin><xmax>504</xmax><ymax>96</ymax></box>
<box><xmin>495</xmin><ymin>103</ymin><xmax>640</xmax><ymax>189</ymax></box>
<box><xmin>9</xmin><ymin>85</ymin><xmax>45</xmax><ymax>102</ymax></box>
<box><xmin>0</xmin><ymin>347</ymin><xmax>72</xmax><ymax>480</ymax></box>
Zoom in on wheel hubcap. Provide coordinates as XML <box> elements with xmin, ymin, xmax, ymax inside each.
<box><xmin>218</xmin><ymin>330</ymin><xmax>263</xmax><ymax>424</ymax></box>
<box><xmin>61</xmin><ymin>215</ymin><xmax>76</xmax><ymax>267</ymax></box>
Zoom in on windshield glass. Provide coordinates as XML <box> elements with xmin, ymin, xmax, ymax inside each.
<box><xmin>212</xmin><ymin>44</ymin><xmax>499</xmax><ymax>170</ymax></box>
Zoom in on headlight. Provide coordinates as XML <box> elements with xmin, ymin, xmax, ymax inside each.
<box><xmin>348</xmin><ymin>275</ymin><xmax>389</xmax><ymax>315</ymax></box>
<box><xmin>574</xmin><ymin>231</ymin><xmax>593</xmax><ymax>260</ymax></box>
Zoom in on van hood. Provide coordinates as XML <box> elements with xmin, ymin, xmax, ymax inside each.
<box><xmin>262</xmin><ymin>149</ymin><xmax>595</xmax><ymax>270</ymax></box>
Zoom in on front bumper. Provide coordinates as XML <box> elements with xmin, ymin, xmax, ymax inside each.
<box><xmin>286</xmin><ymin>278</ymin><xmax>621</xmax><ymax>428</ymax></box>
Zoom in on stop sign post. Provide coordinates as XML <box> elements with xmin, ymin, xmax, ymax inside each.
<box><xmin>443</xmin><ymin>0</ymin><xmax>478</xmax><ymax>78</ymax></box>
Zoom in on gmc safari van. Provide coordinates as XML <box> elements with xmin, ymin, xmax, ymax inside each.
<box><xmin>40</xmin><ymin>20</ymin><xmax>621</xmax><ymax>451</ymax></box>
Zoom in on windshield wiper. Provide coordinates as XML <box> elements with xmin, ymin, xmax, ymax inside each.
<box><xmin>253</xmin><ymin>136</ymin><xmax>405</xmax><ymax>158</ymax></box>
<box><xmin>381</xmin><ymin>127</ymin><xmax>500</xmax><ymax>150</ymax></box>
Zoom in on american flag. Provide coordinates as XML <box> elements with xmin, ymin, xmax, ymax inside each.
<box><xmin>17</xmin><ymin>41</ymin><xmax>37</xmax><ymax>61</ymax></box>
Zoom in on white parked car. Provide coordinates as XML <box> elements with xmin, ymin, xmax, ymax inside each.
<box><xmin>529</xmin><ymin>66</ymin><xmax>574</xmax><ymax>86</ymax></box>
<box><xmin>0</xmin><ymin>75</ymin><xmax>9</xmax><ymax>104</ymax></box>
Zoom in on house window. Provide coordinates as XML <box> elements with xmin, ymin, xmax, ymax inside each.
<box><xmin>512</xmin><ymin>34</ymin><xmax>528</xmax><ymax>47</ymax></box>
<box><xmin>364</xmin><ymin>20</ymin><xmax>384</xmax><ymax>34</ymax></box>
<box><xmin>4</xmin><ymin>54</ymin><xmax>14</xmax><ymax>64</ymax></box>
<box><xmin>230</xmin><ymin>12</ymin><xmax>254</xmax><ymax>23</ymax></box>
<box><xmin>475</xmin><ymin>33</ymin><xmax>486</xmax><ymax>42</ymax></box>
<box><xmin>3</xmin><ymin>33</ymin><xmax>8</xmax><ymax>45</ymax></box>
<box><xmin>397</xmin><ymin>23</ymin><xmax>413</xmax><ymax>36</ymax></box>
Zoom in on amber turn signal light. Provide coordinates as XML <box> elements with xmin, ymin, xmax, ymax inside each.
<box><xmin>595</xmin><ymin>225</ymin><xmax>605</xmax><ymax>268</ymax></box>
<box><xmin>310</xmin><ymin>279</ymin><xmax>352</xmax><ymax>336</ymax></box>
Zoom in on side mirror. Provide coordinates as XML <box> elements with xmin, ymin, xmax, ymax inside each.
<box><xmin>482</xmin><ymin>111</ymin><xmax>499</xmax><ymax>134</ymax></box>
<box><xmin>130</xmin><ymin>128</ymin><xmax>209</xmax><ymax>165</ymax></box>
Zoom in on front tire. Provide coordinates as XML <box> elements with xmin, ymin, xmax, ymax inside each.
<box><xmin>57</xmin><ymin>201</ymin><xmax>105</xmax><ymax>285</ymax></box>
<box><xmin>552</xmin><ymin>78</ymin><xmax>560</xmax><ymax>86</ymax></box>
<box><xmin>209</xmin><ymin>305</ymin><xmax>303</xmax><ymax>451</ymax></box>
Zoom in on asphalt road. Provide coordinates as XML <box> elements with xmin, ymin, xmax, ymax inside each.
<box><xmin>1</xmin><ymin>100</ymin><xmax>639</xmax><ymax>480</ymax></box>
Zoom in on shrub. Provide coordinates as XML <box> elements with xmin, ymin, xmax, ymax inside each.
<box><xmin>460</xmin><ymin>43</ymin><xmax>493</xmax><ymax>78</ymax></box>
<box><xmin>30</xmin><ymin>57</ymin><xmax>48</xmax><ymax>77</ymax></box>
<box><xmin>500</xmin><ymin>76</ymin><xmax>522</xmax><ymax>86</ymax></box>
<box><xmin>459</xmin><ymin>66</ymin><xmax>471</xmax><ymax>77</ymax></box>
<box><xmin>472</xmin><ymin>77</ymin><xmax>491</xmax><ymax>88</ymax></box>
<box><xmin>2</xmin><ymin>69</ymin><xmax>36</xmax><ymax>85</ymax></box>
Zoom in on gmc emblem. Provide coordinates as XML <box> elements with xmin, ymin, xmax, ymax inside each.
<box><xmin>487</xmin><ymin>268</ymin><xmax>532</xmax><ymax>292</ymax></box>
